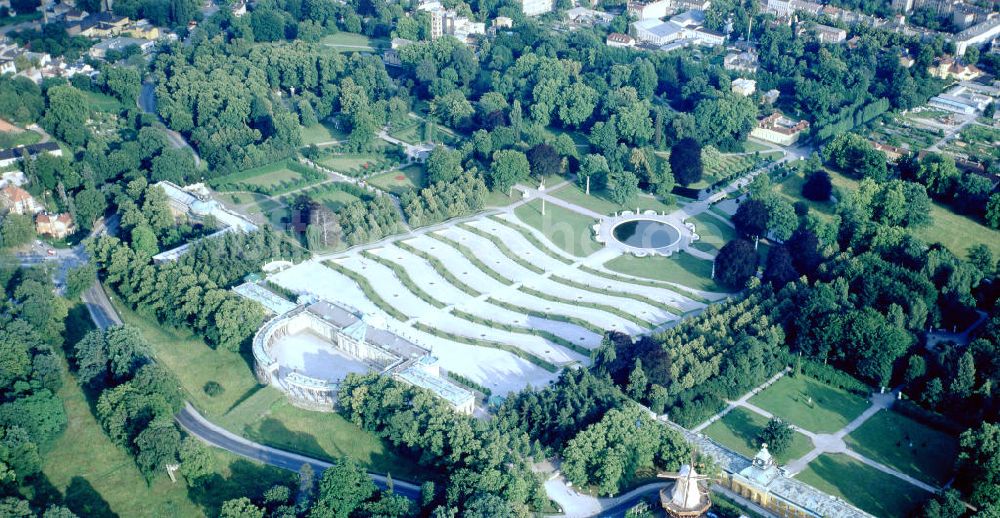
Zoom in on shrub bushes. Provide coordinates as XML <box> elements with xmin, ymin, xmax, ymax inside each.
<box><xmin>203</xmin><ymin>381</ymin><xmax>224</xmax><ymax>397</ymax></box>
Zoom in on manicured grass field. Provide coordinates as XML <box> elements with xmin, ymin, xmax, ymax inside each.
<box><xmin>317</xmin><ymin>154</ymin><xmax>385</xmax><ymax>176</ymax></box>
<box><xmin>485</xmin><ymin>188</ymin><xmax>519</xmax><ymax>208</ymax></box>
<box><xmin>773</xmin><ymin>171</ymin><xmax>839</xmax><ymax>218</ymax></box>
<box><xmin>388</xmin><ymin>123</ymin><xmax>423</xmax><ymax>145</ymax></box>
<box><xmin>604</xmin><ymin>252</ymin><xmax>723</xmax><ymax>292</ymax></box>
<box><xmin>233</xmin><ymin>196</ymin><xmax>285</xmax><ymax>228</ymax></box>
<box><xmin>368</xmin><ymin>164</ymin><xmax>425</xmax><ymax>194</ymax></box>
<box><xmin>844</xmin><ymin>409</ymin><xmax>958</xmax><ymax>486</ymax></box>
<box><xmin>109</xmin><ymin>300</ymin><xmax>421</xmax><ymax>479</ymax></box>
<box><xmin>300</xmin><ymin>121</ymin><xmax>347</xmax><ymax>145</ymax></box>
<box><xmin>82</xmin><ymin>90</ymin><xmax>124</xmax><ymax>113</ymax></box>
<box><xmin>795</xmin><ymin>454</ymin><xmax>929</xmax><ymax>518</ymax></box>
<box><xmin>513</xmin><ymin>199</ymin><xmax>600</xmax><ymax>257</ymax></box>
<box><xmin>702</xmin><ymin>407</ymin><xmax>814</xmax><ymax>464</ymax></box>
<box><xmin>240</xmin><ymin>166</ymin><xmax>304</xmax><ymax>189</ymax></box>
<box><xmin>313</xmin><ymin>188</ymin><xmax>361</xmax><ymax>211</ymax></box>
<box><xmin>776</xmin><ymin>166</ymin><xmax>999</xmax><ymax>259</ymax></box>
<box><xmin>213</xmin><ymin>386</ymin><xmax>421</xmax><ymax>481</ymax></box>
<box><xmin>748</xmin><ymin>375</ymin><xmax>869</xmax><ymax>434</ymax></box>
<box><xmin>551</xmin><ymin>182</ymin><xmax>677</xmax><ymax>216</ymax></box>
<box><xmin>914</xmin><ymin>200</ymin><xmax>1000</xmax><ymax>259</ymax></box>
<box><xmin>741</xmin><ymin>140</ymin><xmax>773</xmax><ymax>153</ymax></box>
<box><xmin>43</xmin><ymin>358</ymin><xmax>206</xmax><ymax>517</ymax></box>
<box><xmin>319</xmin><ymin>32</ymin><xmax>388</xmax><ymax>50</ymax></box>
<box><xmin>213</xmin><ymin>159</ymin><xmax>323</xmax><ymax>193</ymax></box>
<box><xmin>688</xmin><ymin>213</ymin><xmax>735</xmax><ymax>253</ymax></box>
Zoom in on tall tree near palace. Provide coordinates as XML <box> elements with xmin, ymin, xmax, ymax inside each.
<box><xmin>714</xmin><ymin>239</ymin><xmax>758</xmax><ymax>290</ymax></box>
<box><xmin>669</xmin><ymin>137</ymin><xmax>703</xmax><ymax>186</ymax></box>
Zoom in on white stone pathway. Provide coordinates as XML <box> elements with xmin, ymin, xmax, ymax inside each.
<box><xmin>692</xmin><ymin>371</ymin><xmax>940</xmax><ymax>496</ymax></box>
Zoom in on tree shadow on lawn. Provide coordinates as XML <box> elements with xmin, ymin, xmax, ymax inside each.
<box><xmin>722</xmin><ymin>409</ymin><xmax>763</xmax><ymax>454</ymax></box>
<box><xmin>64</xmin><ymin>476</ymin><xmax>118</xmax><ymax>518</ymax></box>
<box><xmin>248</xmin><ymin>418</ymin><xmax>328</xmax><ymax>462</ymax></box>
<box><xmin>187</xmin><ymin>458</ymin><xmax>296</xmax><ymax>516</ymax></box>
<box><xmin>225</xmin><ymin>384</ymin><xmax>266</xmax><ymax>414</ymax></box>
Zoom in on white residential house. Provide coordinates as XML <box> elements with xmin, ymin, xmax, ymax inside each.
<box><xmin>521</xmin><ymin>0</ymin><xmax>553</xmax><ymax>17</ymax></box>
<box><xmin>810</xmin><ymin>23</ymin><xmax>847</xmax><ymax>43</ymax></box>
<box><xmin>765</xmin><ymin>0</ymin><xmax>823</xmax><ymax>17</ymax></box>
<box><xmin>724</xmin><ymin>51</ymin><xmax>758</xmax><ymax>73</ymax></box>
<box><xmin>628</xmin><ymin>0</ymin><xmax>673</xmax><ymax>21</ymax></box>
<box><xmin>565</xmin><ymin>7</ymin><xmax>614</xmax><ymax>25</ymax></box>
<box><xmin>420</xmin><ymin>2</ymin><xmax>485</xmax><ymax>44</ymax></box>
<box><xmin>606</xmin><ymin>33</ymin><xmax>637</xmax><ymax>47</ymax></box>
<box><xmin>1</xmin><ymin>186</ymin><xmax>42</xmax><ymax>215</ymax></box>
<box><xmin>88</xmin><ymin>37</ymin><xmax>155</xmax><ymax>59</ymax></box>
<box><xmin>731</xmin><ymin>78</ymin><xmax>757</xmax><ymax>96</ymax></box>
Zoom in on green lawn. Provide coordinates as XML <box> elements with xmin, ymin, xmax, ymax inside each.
<box><xmin>550</xmin><ymin>182</ymin><xmax>677</xmax><ymax>216</ymax></box>
<box><xmin>485</xmin><ymin>188</ymin><xmax>519</xmax><ymax>208</ymax></box>
<box><xmin>82</xmin><ymin>90</ymin><xmax>124</xmax><ymax>113</ymax></box>
<box><xmin>844</xmin><ymin>409</ymin><xmax>958</xmax><ymax>486</ymax></box>
<box><xmin>796</xmin><ymin>454</ymin><xmax>929</xmax><ymax>518</ymax></box>
<box><xmin>389</xmin><ymin>120</ymin><xmax>459</xmax><ymax>146</ymax></box>
<box><xmin>368</xmin><ymin>164</ymin><xmax>425</xmax><ymax>194</ymax></box>
<box><xmin>748</xmin><ymin>375</ymin><xmax>870</xmax><ymax>434</ymax></box>
<box><xmin>43</xmin><ymin>360</ymin><xmax>206</xmax><ymax>517</ymax></box>
<box><xmin>777</xmin><ymin>166</ymin><xmax>999</xmax><ymax>259</ymax></box>
<box><xmin>46</xmin><ymin>308</ymin><xmax>295</xmax><ymax>517</ymax></box>
<box><xmin>241</xmin><ymin>168</ymin><xmax>303</xmax><ymax>189</ymax></box>
<box><xmin>388</xmin><ymin>123</ymin><xmax>423</xmax><ymax>145</ymax></box>
<box><xmin>914</xmin><ymin>200</ymin><xmax>1000</xmax><ymax>259</ymax></box>
<box><xmin>741</xmin><ymin>140</ymin><xmax>773</xmax><ymax>153</ymax></box>
<box><xmin>513</xmin><ymin>199</ymin><xmax>600</xmax><ymax>257</ymax></box>
<box><xmin>212</xmin><ymin>386</ymin><xmax>421</xmax><ymax>481</ymax></box>
<box><xmin>702</xmin><ymin>407</ymin><xmax>814</xmax><ymax>464</ymax></box>
<box><xmin>319</xmin><ymin>32</ymin><xmax>388</xmax><ymax>51</ymax></box>
<box><xmin>603</xmin><ymin>252</ymin><xmax>723</xmax><ymax>292</ymax></box>
<box><xmin>300</xmin><ymin>121</ymin><xmax>347</xmax><ymax>145</ymax></box>
<box><xmin>224</xmin><ymin>195</ymin><xmax>285</xmax><ymax>228</ymax></box>
<box><xmin>688</xmin><ymin>214</ymin><xmax>735</xmax><ymax>253</ymax></box>
<box><xmin>317</xmin><ymin>154</ymin><xmax>387</xmax><ymax>176</ymax></box>
<box><xmin>773</xmin><ymin>171</ymin><xmax>839</xmax><ymax>218</ymax></box>
<box><xmin>312</xmin><ymin>187</ymin><xmax>361</xmax><ymax>212</ymax></box>
<box><xmin>0</xmin><ymin>129</ymin><xmax>41</xmax><ymax>149</ymax></box>
<box><xmin>213</xmin><ymin>159</ymin><xmax>320</xmax><ymax>192</ymax></box>
<box><xmin>108</xmin><ymin>300</ymin><xmax>422</xmax><ymax>480</ymax></box>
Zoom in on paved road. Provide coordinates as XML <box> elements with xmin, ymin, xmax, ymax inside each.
<box><xmin>175</xmin><ymin>403</ymin><xmax>422</xmax><ymax>499</ymax></box>
<box><xmin>81</xmin><ymin>281</ymin><xmax>123</xmax><ymax>330</ymax></box>
<box><xmin>138</xmin><ymin>82</ymin><xmax>203</xmax><ymax>168</ymax></box>
<box><xmin>76</xmin><ymin>241</ymin><xmax>425</xmax><ymax>500</ymax></box>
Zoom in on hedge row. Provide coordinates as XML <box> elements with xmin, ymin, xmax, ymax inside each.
<box><xmin>360</xmin><ymin>250</ymin><xmax>447</xmax><ymax>309</ymax></box>
<box><xmin>395</xmin><ymin>241</ymin><xmax>483</xmax><ymax>297</ymax></box>
<box><xmin>428</xmin><ymin>233</ymin><xmax>515</xmax><ymax>286</ymax></box>
<box><xmin>412</xmin><ymin>322</ymin><xmax>558</xmax><ymax>372</ymax></box>
<box><xmin>323</xmin><ymin>260</ymin><xmax>409</xmax><ymax>321</ymax></box>
<box><xmin>491</xmin><ymin>217</ymin><xmax>574</xmax><ymax>265</ymax></box>
<box><xmin>459</xmin><ymin>224</ymin><xmax>546</xmax><ymax>274</ymax></box>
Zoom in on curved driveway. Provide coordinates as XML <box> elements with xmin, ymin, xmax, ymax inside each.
<box><xmin>175</xmin><ymin>403</ymin><xmax>421</xmax><ymax>499</ymax></box>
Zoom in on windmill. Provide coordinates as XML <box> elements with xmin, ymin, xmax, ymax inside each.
<box><xmin>657</xmin><ymin>456</ymin><xmax>712</xmax><ymax>517</ymax></box>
